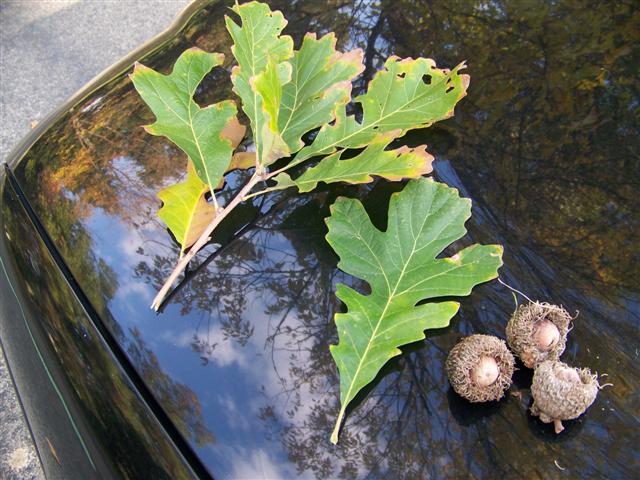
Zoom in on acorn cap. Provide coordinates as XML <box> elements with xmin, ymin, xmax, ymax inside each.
<box><xmin>506</xmin><ymin>301</ymin><xmax>571</xmax><ymax>368</ymax></box>
<box><xmin>446</xmin><ymin>334</ymin><xmax>515</xmax><ymax>402</ymax></box>
<box><xmin>530</xmin><ymin>360</ymin><xmax>599</xmax><ymax>433</ymax></box>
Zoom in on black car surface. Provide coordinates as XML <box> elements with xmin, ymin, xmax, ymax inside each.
<box><xmin>1</xmin><ymin>0</ymin><xmax>638</xmax><ymax>478</ymax></box>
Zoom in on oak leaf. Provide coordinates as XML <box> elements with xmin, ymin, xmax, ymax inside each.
<box><xmin>326</xmin><ymin>178</ymin><xmax>503</xmax><ymax>443</ymax></box>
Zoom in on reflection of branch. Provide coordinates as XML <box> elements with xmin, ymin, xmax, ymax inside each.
<box><xmin>404</xmin><ymin>355</ymin><xmax>431</xmax><ymax>415</ymax></box>
<box><xmin>156</xmin><ymin>194</ymin><xmax>274</xmax><ymax>311</ymax></box>
<box><xmin>152</xmin><ymin>155</ymin><xmax>322</xmax><ymax>309</ymax></box>
<box><xmin>265</xmin><ymin>264</ymin><xmax>319</xmax><ymax>347</ymax></box>
<box><xmin>361</xmin><ymin>9</ymin><xmax>386</xmax><ymax>83</ymax></box>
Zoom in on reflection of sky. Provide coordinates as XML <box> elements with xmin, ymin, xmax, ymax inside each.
<box><xmin>85</xmin><ymin>205</ymin><xmax>313</xmax><ymax>479</ymax></box>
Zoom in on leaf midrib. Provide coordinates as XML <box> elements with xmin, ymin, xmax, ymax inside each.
<box><xmin>246</xmin><ymin>11</ymin><xmax>262</xmax><ymax>165</ymax></box>
<box><xmin>184</xmin><ymin>55</ymin><xmax>215</xmax><ymax>192</ymax></box>
<box><xmin>302</xmin><ymin>70</ymin><xmax>454</xmax><ymax>160</ymax></box>
<box><xmin>340</xmin><ymin>201</ymin><xmax>432</xmax><ymax>405</ymax></box>
<box><xmin>181</xmin><ymin>185</ymin><xmax>208</xmax><ymax>250</ymax></box>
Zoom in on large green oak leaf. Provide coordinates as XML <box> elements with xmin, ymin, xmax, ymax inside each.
<box><xmin>130</xmin><ymin>48</ymin><xmax>240</xmax><ymax>193</ymax></box>
<box><xmin>326</xmin><ymin>178</ymin><xmax>503</xmax><ymax>443</ymax></box>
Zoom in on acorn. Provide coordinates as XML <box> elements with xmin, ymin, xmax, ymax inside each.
<box><xmin>506</xmin><ymin>302</ymin><xmax>571</xmax><ymax>368</ymax></box>
<box><xmin>446</xmin><ymin>334</ymin><xmax>515</xmax><ymax>402</ymax></box>
<box><xmin>530</xmin><ymin>360</ymin><xmax>599</xmax><ymax>434</ymax></box>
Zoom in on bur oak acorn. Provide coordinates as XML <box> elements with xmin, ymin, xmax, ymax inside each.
<box><xmin>530</xmin><ymin>360</ymin><xmax>599</xmax><ymax>434</ymax></box>
<box><xmin>506</xmin><ymin>302</ymin><xmax>571</xmax><ymax>368</ymax></box>
<box><xmin>446</xmin><ymin>334</ymin><xmax>515</xmax><ymax>402</ymax></box>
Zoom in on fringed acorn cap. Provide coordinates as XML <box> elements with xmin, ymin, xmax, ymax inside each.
<box><xmin>530</xmin><ymin>360</ymin><xmax>599</xmax><ymax>434</ymax></box>
<box><xmin>506</xmin><ymin>302</ymin><xmax>572</xmax><ymax>368</ymax></box>
<box><xmin>446</xmin><ymin>334</ymin><xmax>515</xmax><ymax>403</ymax></box>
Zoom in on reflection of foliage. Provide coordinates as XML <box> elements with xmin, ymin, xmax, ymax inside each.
<box><xmin>382</xmin><ymin>0</ymin><xmax>640</xmax><ymax>297</ymax></box>
<box><xmin>133</xmin><ymin>191</ymin><xmax>328</xmax><ymax>352</ymax></box>
<box><xmin>246</xmin><ymin>1</ymin><xmax>637</xmax><ymax>477</ymax></box>
<box><xmin>15</xmin><ymin>123</ymin><xmax>214</xmax><ymax>454</ymax></box>
<box><xmin>127</xmin><ymin>328</ymin><xmax>214</xmax><ymax>446</ymax></box>
<box><xmin>44</xmin><ymin>193</ymin><xmax>119</xmax><ymax>320</ymax></box>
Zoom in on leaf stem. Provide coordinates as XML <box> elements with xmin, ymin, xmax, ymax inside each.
<box><xmin>330</xmin><ymin>407</ymin><xmax>345</xmax><ymax>444</ymax></box>
<box><xmin>242</xmin><ymin>155</ymin><xmax>311</xmax><ymax>200</ymax></box>
<box><xmin>242</xmin><ymin>185</ymin><xmax>279</xmax><ymax>200</ymax></box>
<box><xmin>210</xmin><ymin>190</ymin><xmax>220</xmax><ymax>210</ymax></box>
<box><xmin>150</xmin><ymin>171</ymin><xmax>263</xmax><ymax>310</ymax></box>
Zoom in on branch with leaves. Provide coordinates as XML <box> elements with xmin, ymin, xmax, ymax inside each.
<box><xmin>131</xmin><ymin>0</ymin><xmax>469</xmax><ymax>310</ymax></box>
<box><xmin>132</xmin><ymin>0</ymin><xmax>502</xmax><ymax>443</ymax></box>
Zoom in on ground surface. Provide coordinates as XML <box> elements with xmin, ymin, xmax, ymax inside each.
<box><xmin>0</xmin><ymin>1</ymin><xmax>190</xmax><ymax>478</ymax></box>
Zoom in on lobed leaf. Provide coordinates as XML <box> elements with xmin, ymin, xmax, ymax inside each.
<box><xmin>295</xmin><ymin>57</ymin><xmax>470</xmax><ymax>164</ymax></box>
<box><xmin>130</xmin><ymin>48</ymin><xmax>241</xmax><ymax>192</ymax></box>
<box><xmin>225</xmin><ymin>1</ymin><xmax>294</xmax><ymax>166</ymax></box>
<box><xmin>326</xmin><ymin>178</ymin><xmax>503</xmax><ymax>443</ymax></box>
<box><xmin>278</xmin><ymin>33</ymin><xmax>364</xmax><ymax>154</ymax></box>
<box><xmin>269</xmin><ymin>132</ymin><xmax>434</xmax><ymax>193</ymax></box>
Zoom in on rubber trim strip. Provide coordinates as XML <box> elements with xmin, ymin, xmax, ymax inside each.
<box><xmin>3</xmin><ymin>163</ymin><xmax>213</xmax><ymax>480</ymax></box>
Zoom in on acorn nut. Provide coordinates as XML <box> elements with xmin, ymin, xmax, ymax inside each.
<box><xmin>446</xmin><ymin>334</ymin><xmax>515</xmax><ymax>402</ymax></box>
<box><xmin>506</xmin><ymin>302</ymin><xmax>571</xmax><ymax>368</ymax></box>
<box><xmin>530</xmin><ymin>360</ymin><xmax>599</xmax><ymax>434</ymax></box>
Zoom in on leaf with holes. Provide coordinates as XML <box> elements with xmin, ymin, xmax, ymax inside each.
<box><xmin>267</xmin><ymin>132</ymin><xmax>434</xmax><ymax>193</ymax></box>
<box><xmin>326</xmin><ymin>178</ymin><xmax>503</xmax><ymax>443</ymax></box>
<box><xmin>130</xmin><ymin>48</ymin><xmax>241</xmax><ymax>193</ymax></box>
<box><xmin>293</xmin><ymin>56</ymin><xmax>469</xmax><ymax>165</ymax></box>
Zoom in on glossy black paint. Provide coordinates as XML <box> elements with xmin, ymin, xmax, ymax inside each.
<box><xmin>2</xmin><ymin>0</ymin><xmax>639</xmax><ymax>479</ymax></box>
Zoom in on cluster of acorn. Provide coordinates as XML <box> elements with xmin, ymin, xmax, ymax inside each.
<box><xmin>446</xmin><ymin>301</ymin><xmax>600</xmax><ymax>434</ymax></box>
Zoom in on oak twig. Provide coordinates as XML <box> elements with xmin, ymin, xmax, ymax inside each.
<box><xmin>151</xmin><ymin>167</ymin><xmax>282</xmax><ymax>310</ymax></box>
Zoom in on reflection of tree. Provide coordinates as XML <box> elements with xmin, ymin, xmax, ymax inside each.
<box><xmin>13</xmin><ymin>71</ymin><xmax>216</xmax><ymax>473</ymax></box>
<box><xmin>15</xmin><ymin>130</ymin><xmax>214</xmax><ymax>450</ymax></box>
<box><xmin>127</xmin><ymin>328</ymin><xmax>214</xmax><ymax>446</ymax></box>
<box><xmin>241</xmin><ymin>2</ymin><xmax>638</xmax><ymax>478</ymax></box>
<box><xmin>6</xmin><ymin>180</ymin><xmax>213</xmax><ymax>436</ymax></box>
<box><xmin>133</xmin><ymin>188</ymin><xmax>335</xmax><ymax>352</ymax></box>
<box><xmin>380</xmin><ymin>0</ymin><xmax>639</xmax><ymax>300</ymax></box>
<box><xmin>144</xmin><ymin>2</ymin><xmax>640</xmax><ymax>477</ymax></box>
<box><xmin>243</xmin><ymin>187</ymin><xmax>636</xmax><ymax>479</ymax></box>
<box><xmin>130</xmin><ymin>1</ymin><xmax>638</xmax><ymax>477</ymax></box>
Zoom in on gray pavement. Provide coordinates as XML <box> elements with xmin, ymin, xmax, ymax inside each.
<box><xmin>0</xmin><ymin>1</ymin><xmax>190</xmax><ymax>477</ymax></box>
